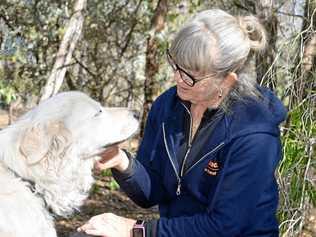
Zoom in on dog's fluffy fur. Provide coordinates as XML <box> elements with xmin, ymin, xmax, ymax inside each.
<box><xmin>0</xmin><ymin>92</ymin><xmax>138</xmax><ymax>237</ymax></box>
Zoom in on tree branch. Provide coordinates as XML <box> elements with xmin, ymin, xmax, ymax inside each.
<box><xmin>40</xmin><ymin>0</ymin><xmax>87</xmax><ymax>101</ymax></box>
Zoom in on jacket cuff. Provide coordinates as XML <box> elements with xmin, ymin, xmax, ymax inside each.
<box><xmin>111</xmin><ymin>149</ymin><xmax>135</xmax><ymax>180</ymax></box>
<box><xmin>145</xmin><ymin>219</ymin><xmax>158</xmax><ymax>237</ymax></box>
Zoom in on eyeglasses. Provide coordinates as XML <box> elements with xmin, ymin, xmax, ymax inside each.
<box><xmin>166</xmin><ymin>49</ymin><xmax>214</xmax><ymax>87</ymax></box>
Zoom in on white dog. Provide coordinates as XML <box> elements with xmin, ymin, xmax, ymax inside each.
<box><xmin>0</xmin><ymin>91</ymin><xmax>139</xmax><ymax>237</ymax></box>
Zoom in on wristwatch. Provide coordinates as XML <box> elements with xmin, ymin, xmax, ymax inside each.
<box><xmin>132</xmin><ymin>220</ymin><xmax>146</xmax><ymax>237</ymax></box>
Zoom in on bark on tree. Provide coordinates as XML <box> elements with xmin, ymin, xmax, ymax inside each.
<box><xmin>233</xmin><ymin>0</ymin><xmax>278</xmax><ymax>89</ymax></box>
<box><xmin>140</xmin><ymin>0</ymin><xmax>168</xmax><ymax>137</ymax></box>
<box><xmin>255</xmin><ymin>0</ymin><xmax>278</xmax><ymax>90</ymax></box>
<box><xmin>293</xmin><ymin>0</ymin><xmax>316</xmax><ymax>104</ymax></box>
<box><xmin>40</xmin><ymin>0</ymin><xmax>87</xmax><ymax>101</ymax></box>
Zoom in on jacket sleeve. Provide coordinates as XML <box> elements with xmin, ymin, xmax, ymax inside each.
<box><xmin>156</xmin><ymin>133</ymin><xmax>281</xmax><ymax>237</ymax></box>
<box><xmin>112</xmin><ymin>103</ymin><xmax>168</xmax><ymax>208</ymax></box>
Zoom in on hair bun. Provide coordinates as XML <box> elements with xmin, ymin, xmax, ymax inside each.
<box><xmin>237</xmin><ymin>15</ymin><xmax>267</xmax><ymax>52</ymax></box>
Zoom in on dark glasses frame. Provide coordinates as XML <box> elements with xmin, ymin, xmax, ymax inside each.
<box><xmin>166</xmin><ymin>49</ymin><xmax>213</xmax><ymax>87</ymax></box>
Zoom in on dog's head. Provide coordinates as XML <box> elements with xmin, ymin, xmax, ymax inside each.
<box><xmin>19</xmin><ymin>92</ymin><xmax>139</xmax><ymax>164</ymax></box>
<box><xmin>0</xmin><ymin>91</ymin><xmax>139</xmax><ymax>216</ymax></box>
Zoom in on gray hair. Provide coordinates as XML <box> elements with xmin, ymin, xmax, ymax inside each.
<box><xmin>169</xmin><ymin>9</ymin><xmax>267</xmax><ymax>110</ymax></box>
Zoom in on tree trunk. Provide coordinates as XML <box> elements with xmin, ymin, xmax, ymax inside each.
<box><xmin>255</xmin><ymin>0</ymin><xmax>278</xmax><ymax>90</ymax></box>
<box><xmin>40</xmin><ymin>0</ymin><xmax>87</xmax><ymax>101</ymax></box>
<box><xmin>292</xmin><ymin>0</ymin><xmax>316</xmax><ymax>105</ymax></box>
<box><xmin>140</xmin><ymin>0</ymin><xmax>168</xmax><ymax>137</ymax></box>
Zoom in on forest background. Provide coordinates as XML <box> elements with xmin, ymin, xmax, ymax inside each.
<box><xmin>0</xmin><ymin>0</ymin><xmax>315</xmax><ymax>236</ymax></box>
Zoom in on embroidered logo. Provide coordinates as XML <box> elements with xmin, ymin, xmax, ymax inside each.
<box><xmin>204</xmin><ymin>160</ymin><xmax>220</xmax><ymax>176</ymax></box>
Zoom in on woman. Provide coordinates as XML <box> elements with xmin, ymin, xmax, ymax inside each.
<box><xmin>78</xmin><ymin>9</ymin><xmax>287</xmax><ymax>237</ymax></box>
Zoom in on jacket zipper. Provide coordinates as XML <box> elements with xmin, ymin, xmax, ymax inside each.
<box><xmin>163</xmin><ymin>103</ymin><xmax>224</xmax><ymax>196</ymax></box>
<box><xmin>178</xmin><ymin>104</ymin><xmax>193</xmax><ymax>194</ymax></box>
<box><xmin>184</xmin><ymin>142</ymin><xmax>225</xmax><ymax>175</ymax></box>
<box><xmin>162</xmin><ymin>123</ymin><xmax>182</xmax><ymax>195</ymax></box>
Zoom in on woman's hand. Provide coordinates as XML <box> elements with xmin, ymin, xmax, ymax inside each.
<box><xmin>95</xmin><ymin>146</ymin><xmax>130</xmax><ymax>172</ymax></box>
<box><xmin>77</xmin><ymin>213</ymin><xmax>136</xmax><ymax>237</ymax></box>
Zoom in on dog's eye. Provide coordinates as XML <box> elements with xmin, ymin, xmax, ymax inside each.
<box><xmin>94</xmin><ymin>109</ymin><xmax>103</xmax><ymax>117</ymax></box>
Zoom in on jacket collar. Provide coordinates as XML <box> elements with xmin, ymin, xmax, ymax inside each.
<box><xmin>162</xmin><ymin>96</ymin><xmax>228</xmax><ymax>173</ymax></box>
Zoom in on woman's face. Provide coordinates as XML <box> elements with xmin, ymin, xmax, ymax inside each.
<box><xmin>174</xmin><ymin>69</ymin><xmax>221</xmax><ymax>105</ymax></box>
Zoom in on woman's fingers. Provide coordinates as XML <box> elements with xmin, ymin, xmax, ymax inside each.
<box><xmin>98</xmin><ymin>146</ymin><xmax>120</xmax><ymax>163</ymax></box>
<box><xmin>94</xmin><ymin>160</ymin><xmax>113</xmax><ymax>171</ymax></box>
<box><xmin>77</xmin><ymin>223</ymin><xmax>94</xmax><ymax>232</ymax></box>
<box><xmin>94</xmin><ymin>149</ymin><xmax>129</xmax><ymax>172</ymax></box>
<box><xmin>84</xmin><ymin>229</ymin><xmax>108</xmax><ymax>236</ymax></box>
<box><xmin>78</xmin><ymin>213</ymin><xmax>111</xmax><ymax>232</ymax></box>
<box><xmin>77</xmin><ymin>213</ymin><xmax>135</xmax><ymax>237</ymax></box>
<box><xmin>94</xmin><ymin>147</ymin><xmax>120</xmax><ymax>171</ymax></box>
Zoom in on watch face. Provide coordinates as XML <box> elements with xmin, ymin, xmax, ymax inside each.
<box><xmin>133</xmin><ymin>228</ymin><xmax>145</xmax><ymax>237</ymax></box>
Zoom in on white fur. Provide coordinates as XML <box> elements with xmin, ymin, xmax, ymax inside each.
<box><xmin>0</xmin><ymin>91</ymin><xmax>138</xmax><ymax>237</ymax></box>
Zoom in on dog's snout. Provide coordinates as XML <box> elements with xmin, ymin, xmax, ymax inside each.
<box><xmin>131</xmin><ymin>110</ymin><xmax>140</xmax><ymax>120</ymax></box>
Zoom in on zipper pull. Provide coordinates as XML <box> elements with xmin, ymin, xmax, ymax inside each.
<box><xmin>176</xmin><ymin>181</ymin><xmax>181</xmax><ymax>196</ymax></box>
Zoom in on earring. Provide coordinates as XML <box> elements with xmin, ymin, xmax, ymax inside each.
<box><xmin>218</xmin><ymin>88</ymin><xmax>223</xmax><ymax>98</ymax></box>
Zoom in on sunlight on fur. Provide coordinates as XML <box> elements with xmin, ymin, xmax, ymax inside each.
<box><xmin>0</xmin><ymin>91</ymin><xmax>139</xmax><ymax>237</ymax></box>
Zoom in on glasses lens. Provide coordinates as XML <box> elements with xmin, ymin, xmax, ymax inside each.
<box><xmin>166</xmin><ymin>49</ymin><xmax>195</xmax><ymax>87</ymax></box>
<box><xmin>179</xmin><ymin>71</ymin><xmax>194</xmax><ymax>86</ymax></box>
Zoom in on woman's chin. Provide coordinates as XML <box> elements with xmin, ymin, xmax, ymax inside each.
<box><xmin>177</xmin><ymin>91</ymin><xmax>187</xmax><ymax>101</ymax></box>
<box><xmin>177</xmin><ymin>87</ymin><xmax>190</xmax><ymax>99</ymax></box>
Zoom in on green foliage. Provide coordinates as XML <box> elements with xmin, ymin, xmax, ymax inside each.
<box><xmin>108</xmin><ymin>179</ymin><xmax>120</xmax><ymax>191</ymax></box>
<box><xmin>0</xmin><ymin>0</ymin><xmax>69</xmax><ymax>97</ymax></box>
<box><xmin>101</xmin><ymin>169</ymin><xmax>120</xmax><ymax>191</ymax></box>
<box><xmin>91</xmin><ymin>183</ymin><xmax>101</xmax><ymax>194</ymax></box>
<box><xmin>278</xmin><ymin>101</ymin><xmax>316</xmax><ymax>235</ymax></box>
<box><xmin>0</xmin><ymin>80</ymin><xmax>16</xmax><ymax>106</ymax></box>
<box><xmin>100</xmin><ymin>169</ymin><xmax>112</xmax><ymax>177</ymax></box>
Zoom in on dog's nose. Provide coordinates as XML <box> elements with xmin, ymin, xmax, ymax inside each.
<box><xmin>131</xmin><ymin>110</ymin><xmax>140</xmax><ymax>120</ymax></box>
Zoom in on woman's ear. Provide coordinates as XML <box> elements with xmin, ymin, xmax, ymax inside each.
<box><xmin>222</xmin><ymin>72</ymin><xmax>238</xmax><ymax>89</ymax></box>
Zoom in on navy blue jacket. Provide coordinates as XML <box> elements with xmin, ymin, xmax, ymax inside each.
<box><xmin>113</xmin><ymin>86</ymin><xmax>287</xmax><ymax>237</ymax></box>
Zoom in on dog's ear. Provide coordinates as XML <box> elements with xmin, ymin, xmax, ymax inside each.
<box><xmin>20</xmin><ymin>121</ymin><xmax>72</xmax><ymax>165</ymax></box>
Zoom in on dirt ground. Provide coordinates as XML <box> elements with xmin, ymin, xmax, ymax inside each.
<box><xmin>55</xmin><ymin>174</ymin><xmax>159</xmax><ymax>237</ymax></box>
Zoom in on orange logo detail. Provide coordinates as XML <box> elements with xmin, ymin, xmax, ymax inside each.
<box><xmin>204</xmin><ymin>160</ymin><xmax>220</xmax><ymax>176</ymax></box>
